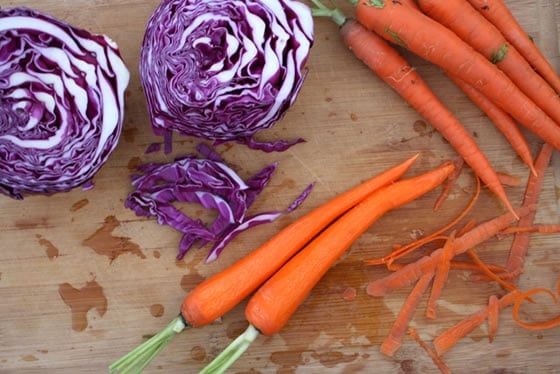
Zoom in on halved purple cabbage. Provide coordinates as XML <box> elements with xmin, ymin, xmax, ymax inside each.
<box><xmin>125</xmin><ymin>144</ymin><xmax>313</xmax><ymax>262</ymax></box>
<box><xmin>0</xmin><ymin>8</ymin><xmax>130</xmax><ymax>199</ymax></box>
<box><xmin>139</xmin><ymin>0</ymin><xmax>314</xmax><ymax>152</ymax></box>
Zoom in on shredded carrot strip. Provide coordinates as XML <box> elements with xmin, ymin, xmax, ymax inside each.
<box><xmin>380</xmin><ymin>271</ymin><xmax>434</xmax><ymax>357</ymax></box>
<box><xmin>501</xmin><ymin>224</ymin><xmax>560</xmax><ymax>235</ymax></box>
<box><xmin>465</xmin><ymin>249</ymin><xmax>518</xmax><ymax>293</ymax></box>
<box><xmin>433</xmin><ymin>157</ymin><xmax>464</xmax><ymax>211</ymax></box>
<box><xmin>512</xmin><ymin>287</ymin><xmax>560</xmax><ymax>330</ymax></box>
<box><xmin>367</xmin><ymin>177</ymin><xmax>480</xmax><ymax>267</ymax></box>
<box><xmin>426</xmin><ymin>232</ymin><xmax>456</xmax><ymax>319</ymax></box>
<box><xmin>496</xmin><ymin>172</ymin><xmax>522</xmax><ymax>187</ymax></box>
<box><xmin>487</xmin><ymin>295</ymin><xmax>499</xmax><ymax>343</ymax></box>
<box><xmin>408</xmin><ymin>327</ymin><xmax>452</xmax><ymax>374</ymax></box>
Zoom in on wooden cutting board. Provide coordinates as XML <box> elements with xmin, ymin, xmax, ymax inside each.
<box><xmin>1</xmin><ymin>0</ymin><xmax>559</xmax><ymax>372</ymax></box>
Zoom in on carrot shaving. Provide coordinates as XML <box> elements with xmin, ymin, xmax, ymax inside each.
<box><xmin>506</xmin><ymin>143</ymin><xmax>554</xmax><ymax>279</ymax></box>
<box><xmin>433</xmin><ymin>157</ymin><xmax>464</xmax><ymax>211</ymax></box>
<box><xmin>465</xmin><ymin>249</ymin><xmax>517</xmax><ymax>293</ymax></box>
<box><xmin>433</xmin><ymin>291</ymin><xmax>519</xmax><ymax>356</ymax></box>
<box><xmin>487</xmin><ymin>295</ymin><xmax>499</xmax><ymax>343</ymax></box>
<box><xmin>380</xmin><ymin>270</ymin><xmax>434</xmax><ymax>357</ymax></box>
<box><xmin>366</xmin><ymin>176</ymin><xmax>481</xmax><ymax>267</ymax></box>
<box><xmin>501</xmin><ymin>224</ymin><xmax>560</xmax><ymax>235</ymax></box>
<box><xmin>512</xmin><ymin>287</ymin><xmax>560</xmax><ymax>330</ymax></box>
<box><xmin>496</xmin><ymin>172</ymin><xmax>523</xmax><ymax>187</ymax></box>
<box><xmin>408</xmin><ymin>327</ymin><xmax>452</xmax><ymax>374</ymax></box>
<box><xmin>426</xmin><ymin>232</ymin><xmax>456</xmax><ymax>319</ymax></box>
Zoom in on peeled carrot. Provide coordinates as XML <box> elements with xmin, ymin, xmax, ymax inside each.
<box><xmin>466</xmin><ymin>0</ymin><xmax>560</xmax><ymax>94</ymax></box>
<box><xmin>312</xmin><ymin>1</ymin><xmax>514</xmax><ymax>218</ymax></box>
<box><xmin>433</xmin><ymin>157</ymin><xmax>464</xmax><ymax>211</ymax></box>
<box><xmin>199</xmin><ymin>162</ymin><xmax>454</xmax><ymax>373</ymax></box>
<box><xmin>447</xmin><ymin>75</ymin><xmax>535</xmax><ymax>176</ymax></box>
<box><xmin>353</xmin><ymin>1</ymin><xmax>560</xmax><ymax>158</ymax></box>
<box><xmin>367</xmin><ymin>206</ymin><xmax>532</xmax><ymax>297</ymax></box>
<box><xmin>418</xmin><ymin>0</ymin><xmax>560</xmax><ymax>130</ymax></box>
<box><xmin>381</xmin><ymin>270</ymin><xmax>434</xmax><ymax>356</ymax></box>
<box><xmin>109</xmin><ymin>154</ymin><xmax>418</xmax><ymax>373</ymax></box>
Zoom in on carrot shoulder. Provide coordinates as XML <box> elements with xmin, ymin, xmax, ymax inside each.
<box><xmin>182</xmin><ymin>153</ymin><xmax>418</xmax><ymax>327</ymax></box>
<box><xmin>466</xmin><ymin>0</ymin><xmax>560</xmax><ymax>94</ymax></box>
<box><xmin>353</xmin><ymin>0</ymin><xmax>560</xmax><ymax>153</ymax></box>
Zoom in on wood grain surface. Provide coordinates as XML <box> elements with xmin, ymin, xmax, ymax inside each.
<box><xmin>1</xmin><ymin>1</ymin><xmax>559</xmax><ymax>373</ymax></box>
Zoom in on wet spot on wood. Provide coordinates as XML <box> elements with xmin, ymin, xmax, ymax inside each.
<box><xmin>191</xmin><ymin>346</ymin><xmax>207</xmax><ymax>362</ymax></box>
<box><xmin>36</xmin><ymin>235</ymin><xmax>59</xmax><ymax>260</ymax></box>
<box><xmin>150</xmin><ymin>304</ymin><xmax>165</xmax><ymax>318</ymax></box>
<box><xmin>128</xmin><ymin>156</ymin><xmax>142</xmax><ymax>171</ymax></box>
<box><xmin>412</xmin><ymin>120</ymin><xmax>434</xmax><ymax>138</ymax></box>
<box><xmin>325</xmin><ymin>97</ymin><xmax>333</xmax><ymax>102</ymax></box>
<box><xmin>37</xmin><ymin>349</ymin><xmax>48</xmax><ymax>354</ymax></box>
<box><xmin>312</xmin><ymin>351</ymin><xmax>358</xmax><ymax>368</ymax></box>
<box><xmin>15</xmin><ymin>217</ymin><xmax>49</xmax><ymax>230</ymax></box>
<box><xmin>180</xmin><ymin>273</ymin><xmax>206</xmax><ymax>292</ymax></box>
<box><xmin>226</xmin><ymin>320</ymin><xmax>248</xmax><ymax>339</ymax></box>
<box><xmin>270</xmin><ymin>350</ymin><xmax>305</xmax><ymax>369</ymax></box>
<box><xmin>82</xmin><ymin>216</ymin><xmax>145</xmax><ymax>262</ymax></box>
<box><xmin>70</xmin><ymin>199</ymin><xmax>89</xmax><ymax>212</ymax></box>
<box><xmin>153</xmin><ymin>250</ymin><xmax>161</xmax><ymax>259</ymax></box>
<box><xmin>20</xmin><ymin>355</ymin><xmax>38</xmax><ymax>362</ymax></box>
<box><xmin>342</xmin><ymin>287</ymin><xmax>357</xmax><ymax>301</ymax></box>
<box><xmin>350</xmin><ymin>113</ymin><xmax>358</xmax><ymax>122</ymax></box>
<box><xmin>58</xmin><ymin>280</ymin><xmax>107</xmax><ymax>332</ymax></box>
<box><xmin>176</xmin><ymin>259</ymin><xmax>188</xmax><ymax>268</ymax></box>
<box><xmin>400</xmin><ymin>359</ymin><xmax>415</xmax><ymax>373</ymax></box>
<box><xmin>122</xmin><ymin>126</ymin><xmax>139</xmax><ymax>143</ymax></box>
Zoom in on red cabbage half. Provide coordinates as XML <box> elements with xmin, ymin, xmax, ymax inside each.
<box><xmin>0</xmin><ymin>8</ymin><xmax>129</xmax><ymax>199</ymax></box>
<box><xmin>139</xmin><ymin>0</ymin><xmax>314</xmax><ymax>152</ymax></box>
<box><xmin>125</xmin><ymin>144</ymin><xmax>313</xmax><ymax>262</ymax></box>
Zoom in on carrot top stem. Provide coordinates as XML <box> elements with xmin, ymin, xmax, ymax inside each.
<box><xmin>109</xmin><ymin>316</ymin><xmax>187</xmax><ymax>374</ymax></box>
<box><xmin>199</xmin><ymin>324</ymin><xmax>260</xmax><ymax>374</ymax></box>
<box><xmin>309</xmin><ymin>0</ymin><xmax>347</xmax><ymax>26</ymax></box>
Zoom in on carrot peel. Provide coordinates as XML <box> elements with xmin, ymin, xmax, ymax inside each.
<box><xmin>109</xmin><ymin>316</ymin><xmax>187</xmax><ymax>374</ymax></box>
<box><xmin>512</xmin><ymin>288</ymin><xmax>560</xmax><ymax>330</ymax></box>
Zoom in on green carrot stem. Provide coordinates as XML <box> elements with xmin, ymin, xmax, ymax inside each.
<box><xmin>198</xmin><ymin>324</ymin><xmax>260</xmax><ymax>374</ymax></box>
<box><xmin>109</xmin><ymin>316</ymin><xmax>187</xmax><ymax>374</ymax></box>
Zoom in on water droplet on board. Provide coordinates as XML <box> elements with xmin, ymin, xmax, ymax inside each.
<box><xmin>58</xmin><ymin>279</ymin><xmax>107</xmax><ymax>332</ymax></box>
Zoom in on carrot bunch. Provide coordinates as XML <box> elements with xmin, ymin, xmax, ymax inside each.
<box><xmin>109</xmin><ymin>155</ymin><xmax>453</xmax><ymax>373</ymax></box>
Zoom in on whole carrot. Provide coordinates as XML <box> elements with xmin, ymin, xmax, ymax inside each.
<box><xmin>109</xmin><ymin>154</ymin><xmax>418</xmax><ymax>373</ymax></box>
<box><xmin>312</xmin><ymin>0</ymin><xmax>515</xmax><ymax>220</ymax></box>
<box><xmin>466</xmin><ymin>0</ymin><xmax>560</xmax><ymax>94</ymax></box>
<box><xmin>200</xmin><ymin>162</ymin><xmax>454</xmax><ymax>373</ymax></box>
<box><xmin>353</xmin><ymin>1</ymin><xmax>560</xmax><ymax>154</ymax></box>
<box><xmin>417</xmin><ymin>0</ymin><xmax>560</xmax><ymax>129</ymax></box>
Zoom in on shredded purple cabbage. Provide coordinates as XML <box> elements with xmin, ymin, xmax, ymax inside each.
<box><xmin>0</xmin><ymin>7</ymin><xmax>129</xmax><ymax>199</ymax></box>
<box><xmin>125</xmin><ymin>144</ymin><xmax>313</xmax><ymax>262</ymax></box>
<box><xmin>139</xmin><ymin>0</ymin><xmax>314</xmax><ymax>152</ymax></box>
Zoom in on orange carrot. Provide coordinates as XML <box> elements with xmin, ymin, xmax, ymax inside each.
<box><xmin>199</xmin><ymin>162</ymin><xmax>454</xmax><ymax>373</ymax></box>
<box><xmin>381</xmin><ymin>270</ymin><xmax>435</xmax><ymax>356</ymax></box>
<box><xmin>447</xmin><ymin>75</ymin><xmax>536</xmax><ymax>176</ymax></box>
<box><xmin>109</xmin><ymin>154</ymin><xmax>418</xmax><ymax>373</ymax></box>
<box><xmin>245</xmin><ymin>162</ymin><xmax>453</xmax><ymax>337</ymax></box>
<box><xmin>353</xmin><ymin>1</ymin><xmax>560</xmax><ymax>162</ymax></box>
<box><xmin>181</xmin><ymin>153</ymin><xmax>418</xmax><ymax>328</ymax></box>
<box><xmin>408</xmin><ymin>327</ymin><xmax>452</xmax><ymax>374</ymax></box>
<box><xmin>512</xmin><ymin>287</ymin><xmax>560</xmax><ymax>330</ymax></box>
<box><xmin>487</xmin><ymin>295</ymin><xmax>499</xmax><ymax>343</ymax></box>
<box><xmin>367</xmin><ymin>206</ymin><xmax>532</xmax><ymax>297</ymax></box>
<box><xmin>465</xmin><ymin>248</ymin><xmax>517</xmax><ymax>293</ymax></box>
<box><xmin>506</xmin><ymin>143</ymin><xmax>554</xmax><ymax>278</ymax></box>
<box><xmin>418</xmin><ymin>0</ymin><xmax>560</xmax><ymax>130</ymax></box>
<box><xmin>425</xmin><ymin>232</ymin><xmax>456</xmax><ymax>319</ymax></box>
<box><xmin>313</xmin><ymin>2</ymin><xmax>514</xmax><ymax>218</ymax></box>
<box><xmin>497</xmin><ymin>172</ymin><xmax>523</xmax><ymax>187</ymax></box>
<box><xmin>433</xmin><ymin>291</ymin><xmax>519</xmax><ymax>356</ymax></box>
<box><xmin>466</xmin><ymin>0</ymin><xmax>560</xmax><ymax>94</ymax></box>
